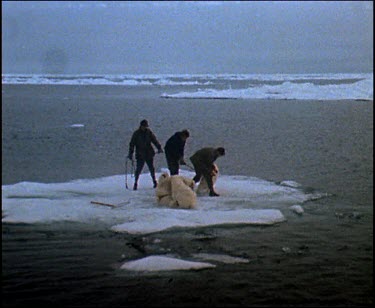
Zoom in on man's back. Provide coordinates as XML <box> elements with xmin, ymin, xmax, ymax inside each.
<box><xmin>129</xmin><ymin>127</ymin><xmax>161</xmax><ymax>160</ymax></box>
<box><xmin>165</xmin><ymin>132</ymin><xmax>185</xmax><ymax>159</ymax></box>
<box><xmin>190</xmin><ymin>147</ymin><xmax>216</xmax><ymax>165</ymax></box>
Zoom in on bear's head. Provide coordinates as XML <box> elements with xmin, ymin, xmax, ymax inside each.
<box><xmin>158</xmin><ymin>172</ymin><xmax>170</xmax><ymax>183</ymax></box>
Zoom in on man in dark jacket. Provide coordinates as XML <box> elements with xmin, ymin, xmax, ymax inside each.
<box><xmin>190</xmin><ymin>147</ymin><xmax>225</xmax><ymax>196</ymax></box>
<box><xmin>164</xmin><ymin>129</ymin><xmax>190</xmax><ymax>175</ymax></box>
<box><xmin>128</xmin><ymin>119</ymin><xmax>163</xmax><ymax>190</ymax></box>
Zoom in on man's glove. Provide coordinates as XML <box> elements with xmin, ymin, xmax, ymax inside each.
<box><xmin>179</xmin><ymin>158</ymin><xmax>186</xmax><ymax>165</ymax></box>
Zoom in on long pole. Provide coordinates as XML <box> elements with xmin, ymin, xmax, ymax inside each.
<box><xmin>184</xmin><ymin>163</ymin><xmax>195</xmax><ymax>171</ymax></box>
<box><xmin>125</xmin><ymin>158</ymin><xmax>129</xmax><ymax>189</ymax></box>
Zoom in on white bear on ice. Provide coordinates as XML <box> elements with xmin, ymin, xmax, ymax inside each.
<box><xmin>156</xmin><ymin>173</ymin><xmax>196</xmax><ymax>209</ymax></box>
<box><xmin>155</xmin><ymin>173</ymin><xmax>175</xmax><ymax>207</ymax></box>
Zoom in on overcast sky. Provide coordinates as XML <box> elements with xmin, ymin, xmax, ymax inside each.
<box><xmin>2</xmin><ymin>1</ymin><xmax>373</xmax><ymax>74</ymax></box>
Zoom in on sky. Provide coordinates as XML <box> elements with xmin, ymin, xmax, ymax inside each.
<box><xmin>2</xmin><ymin>1</ymin><xmax>373</xmax><ymax>74</ymax></box>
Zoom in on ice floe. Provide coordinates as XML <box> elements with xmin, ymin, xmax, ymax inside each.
<box><xmin>120</xmin><ymin>255</ymin><xmax>216</xmax><ymax>271</ymax></box>
<box><xmin>2</xmin><ymin>169</ymin><xmax>328</xmax><ymax>234</ymax></box>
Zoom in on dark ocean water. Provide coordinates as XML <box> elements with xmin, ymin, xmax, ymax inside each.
<box><xmin>2</xmin><ymin>84</ymin><xmax>373</xmax><ymax>306</ymax></box>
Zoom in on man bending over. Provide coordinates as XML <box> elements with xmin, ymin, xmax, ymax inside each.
<box><xmin>190</xmin><ymin>147</ymin><xmax>225</xmax><ymax>196</ymax></box>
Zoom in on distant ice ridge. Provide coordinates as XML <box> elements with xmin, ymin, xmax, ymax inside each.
<box><xmin>161</xmin><ymin>75</ymin><xmax>373</xmax><ymax>100</ymax></box>
<box><xmin>2</xmin><ymin>169</ymin><xmax>328</xmax><ymax>234</ymax></box>
<box><xmin>2</xmin><ymin>73</ymin><xmax>373</xmax><ymax>100</ymax></box>
<box><xmin>2</xmin><ymin>72</ymin><xmax>372</xmax><ymax>100</ymax></box>
<box><xmin>1</xmin><ymin>74</ymin><xmax>212</xmax><ymax>86</ymax></box>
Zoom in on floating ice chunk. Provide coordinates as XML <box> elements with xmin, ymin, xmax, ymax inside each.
<box><xmin>280</xmin><ymin>180</ymin><xmax>302</xmax><ymax>188</ymax></box>
<box><xmin>335</xmin><ymin>211</ymin><xmax>363</xmax><ymax>220</ymax></box>
<box><xmin>348</xmin><ymin>212</ymin><xmax>363</xmax><ymax>219</ymax></box>
<box><xmin>192</xmin><ymin>253</ymin><xmax>250</xmax><ymax>264</ymax></box>
<box><xmin>120</xmin><ymin>255</ymin><xmax>216</xmax><ymax>271</ymax></box>
<box><xmin>289</xmin><ymin>205</ymin><xmax>304</xmax><ymax>215</ymax></box>
<box><xmin>69</xmin><ymin>124</ymin><xmax>85</xmax><ymax>128</ymax></box>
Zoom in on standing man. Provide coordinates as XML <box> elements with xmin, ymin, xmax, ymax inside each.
<box><xmin>190</xmin><ymin>147</ymin><xmax>225</xmax><ymax>196</ymax></box>
<box><xmin>164</xmin><ymin>129</ymin><xmax>190</xmax><ymax>175</ymax></box>
<box><xmin>128</xmin><ymin>119</ymin><xmax>163</xmax><ymax>190</ymax></box>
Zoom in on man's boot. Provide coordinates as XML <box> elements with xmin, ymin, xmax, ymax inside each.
<box><xmin>151</xmin><ymin>171</ymin><xmax>158</xmax><ymax>188</ymax></box>
<box><xmin>209</xmin><ymin>190</ymin><xmax>219</xmax><ymax>197</ymax></box>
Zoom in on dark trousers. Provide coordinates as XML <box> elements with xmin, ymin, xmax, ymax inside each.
<box><xmin>165</xmin><ymin>152</ymin><xmax>180</xmax><ymax>175</ymax></box>
<box><xmin>165</xmin><ymin>154</ymin><xmax>179</xmax><ymax>175</ymax></box>
<box><xmin>134</xmin><ymin>158</ymin><xmax>156</xmax><ymax>183</ymax></box>
<box><xmin>191</xmin><ymin>160</ymin><xmax>214</xmax><ymax>194</ymax></box>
